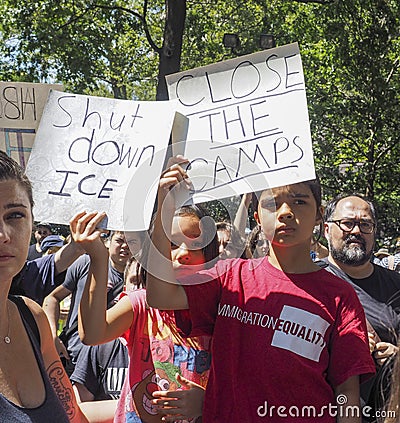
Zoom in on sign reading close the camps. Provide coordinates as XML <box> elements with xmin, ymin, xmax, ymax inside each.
<box><xmin>0</xmin><ymin>81</ymin><xmax>63</xmax><ymax>168</ymax></box>
<box><xmin>25</xmin><ymin>91</ymin><xmax>177</xmax><ymax>230</ymax></box>
<box><xmin>166</xmin><ymin>42</ymin><xmax>315</xmax><ymax>204</ymax></box>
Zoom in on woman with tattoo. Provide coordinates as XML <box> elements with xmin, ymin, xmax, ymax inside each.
<box><xmin>0</xmin><ymin>151</ymin><xmax>110</xmax><ymax>422</ymax></box>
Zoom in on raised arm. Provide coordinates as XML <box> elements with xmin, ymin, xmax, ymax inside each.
<box><xmin>233</xmin><ymin>192</ymin><xmax>252</xmax><ymax>238</ymax></box>
<box><xmin>145</xmin><ymin>156</ymin><xmax>189</xmax><ymax>311</ymax></box>
<box><xmin>53</xmin><ymin>215</ymin><xmax>86</xmax><ymax>275</ymax></box>
<box><xmin>69</xmin><ymin>212</ymin><xmax>133</xmax><ymax>346</ymax></box>
<box><xmin>42</xmin><ymin>284</ymin><xmax>72</xmax><ymax>359</ymax></box>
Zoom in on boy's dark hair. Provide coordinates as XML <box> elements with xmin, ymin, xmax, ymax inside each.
<box><xmin>251</xmin><ymin>179</ymin><xmax>322</xmax><ymax>212</ymax></box>
<box><xmin>323</xmin><ymin>194</ymin><xmax>377</xmax><ymax>225</ymax></box>
<box><xmin>0</xmin><ymin>151</ymin><xmax>34</xmax><ymax>208</ymax></box>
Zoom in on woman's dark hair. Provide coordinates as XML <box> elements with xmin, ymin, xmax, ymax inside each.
<box><xmin>0</xmin><ymin>151</ymin><xmax>34</xmax><ymax>208</ymax></box>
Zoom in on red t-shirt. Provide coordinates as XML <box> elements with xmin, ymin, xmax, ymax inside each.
<box><xmin>176</xmin><ymin>257</ymin><xmax>375</xmax><ymax>422</ymax></box>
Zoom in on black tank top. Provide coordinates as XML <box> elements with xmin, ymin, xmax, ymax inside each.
<box><xmin>0</xmin><ymin>296</ymin><xmax>69</xmax><ymax>422</ymax></box>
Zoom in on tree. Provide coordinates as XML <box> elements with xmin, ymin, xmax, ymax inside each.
<box><xmin>1</xmin><ymin>0</ymin><xmax>399</xmax><ymax>241</ymax></box>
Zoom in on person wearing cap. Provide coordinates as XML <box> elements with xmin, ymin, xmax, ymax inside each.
<box><xmin>41</xmin><ymin>235</ymin><xmax>65</xmax><ymax>255</ymax></box>
<box><xmin>27</xmin><ymin>221</ymin><xmax>53</xmax><ymax>260</ymax></box>
<box><xmin>380</xmin><ymin>237</ymin><xmax>400</xmax><ymax>272</ymax></box>
<box><xmin>373</xmin><ymin>247</ymin><xmax>390</xmax><ymax>264</ymax></box>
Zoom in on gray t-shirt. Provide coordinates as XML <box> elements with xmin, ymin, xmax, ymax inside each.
<box><xmin>62</xmin><ymin>254</ymin><xmax>124</xmax><ymax>364</ymax></box>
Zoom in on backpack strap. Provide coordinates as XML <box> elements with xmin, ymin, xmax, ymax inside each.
<box><xmin>8</xmin><ymin>295</ymin><xmax>41</xmax><ymax>347</ymax></box>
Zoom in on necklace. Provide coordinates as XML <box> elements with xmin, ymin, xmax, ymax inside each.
<box><xmin>3</xmin><ymin>302</ymin><xmax>11</xmax><ymax>344</ymax></box>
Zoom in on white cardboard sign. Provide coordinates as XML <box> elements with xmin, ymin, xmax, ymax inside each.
<box><xmin>25</xmin><ymin>91</ymin><xmax>177</xmax><ymax>230</ymax></box>
<box><xmin>166</xmin><ymin>42</ymin><xmax>315</xmax><ymax>204</ymax></box>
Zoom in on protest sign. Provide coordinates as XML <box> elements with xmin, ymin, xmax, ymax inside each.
<box><xmin>166</xmin><ymin>42</ymin><xmax>315</xmax><ymax>204</ymax></box>
<box><xmin>0</xmin><ymin>81</ymin><xmax>63</xmax><ymax>168</ymax></box>
<box><xmin>25</xmin><ymin>90</ymin><xmax>178</xmax><ymax>230</ymax></box>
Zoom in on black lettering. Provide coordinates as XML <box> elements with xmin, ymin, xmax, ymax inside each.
<box><xmin>53</xmin><ymin>95</ymin><xmax>76</xmax><ymax>128</ymax></box>
<box><xmin>110</xmin><ymin>112</ymin><xmax>125</xmax><ymax>131</ymax></box>
<box><xmin>250</xmin><ymin>101</ymin><xmax>278</xmax><ymax>136</ymax></box>
<box><xmin>199</xmin><ymin>112</ymin><xmax>220</xmax><ymax>142</ymax></box>
<box><xmin>289</xmin><ymin>322</ymin><xmax>300</xmax><ymax>336</ymax></box>
<box><xmin>297</xmin><ymin>325</ymin><xmax>306</xmax><ymax>339</ymax></box>
<box><xmin>185</xmin><ymin>158</ymin><xmax>208</xmax><ymax>192</ymax></box>
<box><xmin>213</xmin><ymin>155</ymin><xmax>232</xmax><ymax>187</ymax></box>
<box><xmin>223</xmin><ymin>106</ymin><xmax>245</xmax><ymax>140</ymax></box>
<box><xmin>91</xmin><ymin>140</ymin><xmax>120</xmax><ymax>166</ymax></box>
<box><xmin>282</xmin><ymin>321</ymin><xmax>291</xmax><ymax>334</ymax></box>
<box><xmin>274</xmin><ymin>137</ymin><xmax>289</xmax><ymax>165</ymax></box>
<box><xmin>236</xmin><ymin>144</ymin><xmax>270</xmax><ymax>177</ymax></box>
<box><xmin>3</xmin><ymin>87</ymin><xmax>20</xmax><ymax>119</ymax></box>
<box><xmin>68</xmin><ymin>129</ymin><xmax>95</xmax><ymax>164</ymax></box>
<box><xmin>119</xmin><ymin>144</ymin><xmax>138</xmax><ymax>168</ymax></box>
<box><xmin>176</xmin><ymin>75</ymin><xmax>204</xmax><ymax>107</ymax></box>
<box><xmin>136</xmin><ymin>145</ymin><xmax>155</xmax><ymax>167</ymax></box>
<box><xmin>291</xmin><ymin>136</ymin><xmax>304</xmax><ymax>163</ymax></box>
<box><xmin>98</xmin><ymin>179</ymin><xmax>117</xmax><ymax>198</ymax></box>
<box><xmin>285</xmin><ymin>54</ymin><xmax>303</xmax><ymax>89</ymax></box>
<box><xmin>130</xmin><ymin>104</ymin><xmax>144</xmax><ymax>127</ymax></box>
<box><xmin>265</xmin><ymin>54</ymin><xmax>281</xmax><ymax>92</ymax></box>
<box><xmin>48</xmin><ymin>170</ymin><xmax>78</xmax><ymax>197</ymax></box>
<box><xmin>78</xmin><ymin>174</ymin><xmax>96</xmax><ymax>196</ymax></box>
<box><xmin>231</xmin><ymin>61</ymin><xmax>260</xmax><ymax>99</ymax></box>
<box><xmin>205</xmin><ymin>71</ymin><xmax>231</xmax><ymax>103</ymax></box>
<box><xmin>21</xmin><ymin>87</ymin><xmax>36</xmax><ymax>121</ymax></box>
<box><xmin>48</xmin><ymin>361</ymin><xmax>76</xmax><ymax>419</ymax></box>
<box><xmin>82</xmin><ymin>97</ymin><xmax>102</xmax><ymax>129</ymax></box>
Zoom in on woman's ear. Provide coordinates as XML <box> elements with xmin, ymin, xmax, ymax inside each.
<box><xmin>254</xmin><ymin>210</ymin><xmax>261</xmax><ymax>225</ymax></box>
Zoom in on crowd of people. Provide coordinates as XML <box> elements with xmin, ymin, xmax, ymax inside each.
<box><xmin>2</xmin><ymin>149</ymin><xmax>400</xmax><ymax>422</ymax></box>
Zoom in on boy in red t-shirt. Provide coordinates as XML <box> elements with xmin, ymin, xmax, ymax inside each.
<box><xmin>146</xmin><ymin>156</ymin><xmax>375</xmax><ymax>423</ymax></box>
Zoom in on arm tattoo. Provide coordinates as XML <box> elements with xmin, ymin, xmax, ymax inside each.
<box><xmin>47</xmin><ymin>360</ymin><xmax>77</xmax><ymax>419</ymax></box>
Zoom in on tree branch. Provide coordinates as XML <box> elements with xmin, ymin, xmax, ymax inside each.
<box><xmin>93</xmin><ymin>2</ymin><xmax>162</xmax><ymax>53</ymax></box>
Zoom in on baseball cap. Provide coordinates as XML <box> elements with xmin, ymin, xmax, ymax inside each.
<box><xmin>40</xmin><ymin>235</ymin><xmax>64</xmax><ymax>253</ymax></box>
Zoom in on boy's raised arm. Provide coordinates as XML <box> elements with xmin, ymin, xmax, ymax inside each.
<box><xmin>146</xmin><ymin>156</ymin><xmax>189</xmax><ymax>311</ymax></box>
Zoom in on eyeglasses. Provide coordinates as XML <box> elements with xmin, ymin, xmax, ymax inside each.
<box><xmin>328</xmin><ymin>219</ymin><xmax>375</xmax><ymax>234</ymax></box>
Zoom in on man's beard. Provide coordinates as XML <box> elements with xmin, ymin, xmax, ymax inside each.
<box><xmin>329</xmin><ymin>234</ymin><xmax>373</xmax><ymax>266</ymax></box>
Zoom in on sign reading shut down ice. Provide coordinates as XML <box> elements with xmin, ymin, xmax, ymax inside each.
<box><xmin>166</xmin><ymin>42</ymin><xmax>315</xmax><ymax>203</ymax></box>
<box><xmin>25</xmin><ymin>91</ymin><xmax>177</xmax><ymax>230</ymax></box>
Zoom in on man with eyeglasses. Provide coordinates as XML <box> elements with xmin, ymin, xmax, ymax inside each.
<box><xmin>321</xmin><ymin>194</ymin><xmax>400</xmax><ymax>420</ymax></box>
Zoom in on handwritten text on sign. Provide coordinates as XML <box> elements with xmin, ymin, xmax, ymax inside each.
<box><xmin>25</xmin><ymin>91</ymin><xmax>177</xmax><ymax>230</ymax></box>
<box><xmin>166</xmin><ymin>43</ymin><xmax>315</xmax><ymax>203</ymax></box>
<box><xmin>0</xmin><ymin>81</ymin><xmax>63</xmax><ymax>167</ymax></box>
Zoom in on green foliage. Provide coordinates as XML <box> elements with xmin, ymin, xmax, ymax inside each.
<box><xmin>0</xmin><ymin>0</ymin><xmax>399</xmax><ymax>242</ymax></box>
